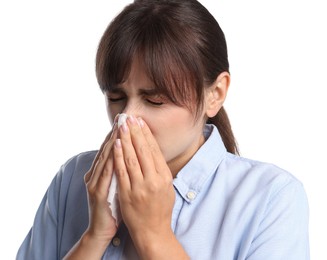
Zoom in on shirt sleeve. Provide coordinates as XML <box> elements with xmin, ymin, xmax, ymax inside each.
<box><xmin>247</xmin><ymin>178</ymin><xmax>310</xmax><ymax>260</ymax></box>
<box><xmin>16</xmin><ymin>159</ymin><xmax>74</xmax><ymax>260</ymax></box>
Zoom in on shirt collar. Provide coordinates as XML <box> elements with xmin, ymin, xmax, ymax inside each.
<box><xmin>173</xmin><ymin>124</ymin><xmax>227</xmax><ymax>203</ymax></box>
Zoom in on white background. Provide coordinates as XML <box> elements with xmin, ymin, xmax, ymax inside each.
<box><xmin>1</xmin><ymin>0</ymin><xmax>326</xmax><ymax>259</ymax></box>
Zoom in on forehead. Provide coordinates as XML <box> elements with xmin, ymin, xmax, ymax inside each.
<box><xmin>122</xmin><ymin>58</ymin><xmax>153</xmax><ymax>88</ymax></box>
<box><xmin>108</xmin><ymin>58</ymin><xmax>160</xmax><ymax>94</ymax></box>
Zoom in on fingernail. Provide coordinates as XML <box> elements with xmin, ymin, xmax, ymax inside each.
<box><xmin>127</xmin><ymin>115</ymin><xmax>137</xmax><ymax>125</ymax></box>
<box><xmin>115</xmin><ymin>139</ymin><xmax>122</xmax><ymax>148</ymax></box>
<box><xmin>137</xmin><ymin>117</ymin><xmax>144</xmax><ymax>128</ymax></box>
<box><xmin>121</xmin><ymin>122</ymin><xmax>128</xmax><ymax>133</ymax></box>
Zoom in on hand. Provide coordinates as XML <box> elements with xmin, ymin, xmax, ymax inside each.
<box><xmin>64</xmin><ymin>123</ymin><xmax>120</xmax><ymax>260</ymax></box>
<box><xmin>113</xmin><ymin>115</ymin><xmax>178</xmax><ymax>257</ymax></box>
<box><xmin>84</xmin><ymin>123</ymin><xmax>119</xmax><ymax>246</ymax></box>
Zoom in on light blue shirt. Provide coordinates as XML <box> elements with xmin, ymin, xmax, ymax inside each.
<box><xmin>17</xmin><ymin>125</ymin><xmax>310</xmax><ymax>259</ymax></box>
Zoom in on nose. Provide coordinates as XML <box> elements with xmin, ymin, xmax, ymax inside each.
<box><xmin>122</xmin><ymin>98</ymin><xmax>142</xmax><ymax>118</ymax></box>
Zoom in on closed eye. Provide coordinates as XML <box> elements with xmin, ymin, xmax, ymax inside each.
<box><xmin>108</xmin><ymin>97</ymin><xmax>126</xmax><ymax>103</ymax></box>
<box><xmin>105</xmin><ymin>88</ymin><xmax>126</xmax><ymax>103</ymax></box>
<box><xmin>146</xmin><ymin>99</ymin><xmax>164</xmax><ymax>106</ymax></box>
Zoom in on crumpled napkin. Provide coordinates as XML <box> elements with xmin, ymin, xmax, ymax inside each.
<box><xmin>107</xmin><ymin>174</ymin><xmax>121</xmax><ymax>226</ymax></box>
<box><xmin>107</xmin><ymin>113</ymin><xmax>128</xmax><ymax>226</ymax></box>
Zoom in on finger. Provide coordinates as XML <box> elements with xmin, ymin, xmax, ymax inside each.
<box><xmin>85</xmin><ymin>122</ymin><xmax>118</xmax><ymax>183</ymax></box>
<box><xmin>84</xmin><ymin>131</ymin><xmax>111</xmax><ymax>183</ymax></box>
<box><xmin>137</xmin><ymin>117</ymin><xmax>170</xmax><ymax>175</ymax></box>
<box><xmin>119</xmin><ymin>121</ymin><xmax>144</xmax><ymax>184</ymax></box>
<box><xmin>95</xmin><ymin>150</ymin><xmax>115</xmax><ymax>199</ymax></box>
<box><xmin>127</xmin><ymin>115</ymin><xmax>156</xmax><ymax>178</ymax></box>
<box><xmin>87</xmin><ymin>123</ymin><xmax>118</xmax><ymax>188</ymax></box>
<box><xmin>87</xmin><ymin>113</ymin><xmax>120</xmax><ymax>175</ymax></box>
<box><xmin>113</xmin><ymin>139</ymin><xmax>131</xmax><ymax>191</ymax></box>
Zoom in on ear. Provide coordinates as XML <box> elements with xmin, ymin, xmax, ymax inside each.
<box><xmin>205</xmin><ymin>71</ymin><xmax>230</xmax><ymax>118</ymax></box>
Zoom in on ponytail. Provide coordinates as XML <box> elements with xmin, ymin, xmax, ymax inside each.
<box><xmin>207</xmin><ymin>107</ymin><xmax>239</xmax><ymax>155</ymax></box>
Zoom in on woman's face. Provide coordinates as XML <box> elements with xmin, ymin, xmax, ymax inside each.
<box><xmin>105</xmin><ymin>60</ymin><xmax>206</xmax><ymax>175</ymax></box>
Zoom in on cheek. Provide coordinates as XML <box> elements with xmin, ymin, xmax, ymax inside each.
<box><xmin>144</xmin><ymin>113</ymin><xmax>195</xmax><ymax>158</ymax></box>
<box><xmin>143</xmin><ymin>115</ymin><xmax>171</xmax><ymax>141</ymax></box>
<box><xmin>106</xmin><ymin>106</ymin><xmax>114</xmax><ymax>124</ymax></box>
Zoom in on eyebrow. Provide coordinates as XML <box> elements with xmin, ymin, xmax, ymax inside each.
<box><xmin>108</xmin><ymin>86</ymin><xmax>162</xmax><ymax>96</ymax></box>
<box><xmin>138</xmin><ymin>88</ymin><xmax>161</xmax><ymax>96</ymax></box>
<box><xmin>107</xmin><ymin>86</ymin><xmax>125</xmax><ymax>94</ymax></box>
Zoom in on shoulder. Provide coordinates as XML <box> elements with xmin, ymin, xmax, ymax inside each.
<box><xmin>45</xmin><ymin>150</ymin><xmax>98</xmax><ymax>221</ymax></box>
<box><xmin>49</xmin><ymin>151</ymin><xmax>98</xmax><ymax>194</ymax></box>
<box><xmin>61</xmin><ymin>150</ymin><xmax>98</xmax><ymax>171</ymax></box>
<box><xmin>222</xmin><ymin>152</ymin><xmax>302</xmax><ymax>188</ymax></box>
<box><xmin>59</xmin><ymin>150</ymin><xmax>98</xmax><ymax>178</ymax></box>
<box><xmin>215</xmin><ymin>152</ymin><xmax>307</xmax><ymax>210</ymax></box>
<box><xmin>219</xmin><ymin>155</ymin><xmax>310</xmax><ymax>258</ymax></box>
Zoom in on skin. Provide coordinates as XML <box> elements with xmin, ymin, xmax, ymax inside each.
<box><xmin>63</xmin><ymin>59</ymin><xmax>230</xmax><ymax>259</ymax></box>
<box><xmin>105</xmin><ymin>58</ymin><xmax>209</xmax><ymax>177</ymax></box>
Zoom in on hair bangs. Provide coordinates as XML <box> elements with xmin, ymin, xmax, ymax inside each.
<box><xmin>140</xmin><ymin>26</ymin><xmax>204</xmax><ymax>113</ymax></box>
<box><xmin>96</xmin><ymin>2</ymin><xmax>206</xmax><ymax>114</ymax></box>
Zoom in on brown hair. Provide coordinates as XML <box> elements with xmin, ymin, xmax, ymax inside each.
<box><xmin>96</xmin><ymin>0</ymin><xmax>239</xmax><ymax>154</ymax></box>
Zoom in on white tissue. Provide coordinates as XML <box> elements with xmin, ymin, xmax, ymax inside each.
<box><xmin>117</xmin><ymin>113</ymin><xmax>128</xmax><ymax>128</ymax></box>
<box><xmin>107</xmin><ymin>174</ymin><xmax>121</xmax><ymax>226</ymax></box>
<box><xmin>107</xmin><ymin>113</ymin><xmax>128</xmax><ymax>226</ymax></box>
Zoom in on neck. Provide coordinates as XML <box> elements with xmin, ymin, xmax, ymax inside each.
<box><xmin>168</xmin><ymin>134</ymin><xmax>205</xmax><ymax>177</ymax></box>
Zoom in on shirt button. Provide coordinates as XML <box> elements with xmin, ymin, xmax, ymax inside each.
<box><xmin>112</xmin><ymin>237</ymin><xmax>121</xmax><ymax>247</ymax></box>
<box><xmin>186</xmin><ymin>191</ymin><xmax>196</xmax><ymax>200</ymax></box>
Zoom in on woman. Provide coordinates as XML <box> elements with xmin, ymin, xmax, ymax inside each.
<box><xmin>17</xmin><ymin>0</ymin><xmax>309</xmax><ymax>259</ymax></box>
